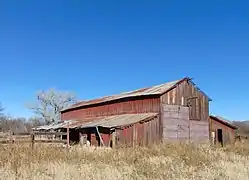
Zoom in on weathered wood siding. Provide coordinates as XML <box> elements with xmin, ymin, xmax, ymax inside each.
<box><xmin>190</xmin><ymin>121</ymin><xmax>210</xmax><ymax>142</ymax></box>
<box><xmin>83</xmin><ymin>116</ymin><xmax>160</xmax><ymax>147</ymax></box>
<box><xmin>209</xmin><ymin>117</ymin><xmax>236</xmax><ymax>145</ymax></box>
<box><xmin>160</xmin><ymin>80</ymin><xmax>209</xmax><ymax>122</ymax></box>
<box><xmin>161</xmin><ymin>104</ymin><xmax>189</xmax><ymax>141</ymax></box>
<box><xmin>161</xmin><ymin>104</ymin><xmax>209</xmax><ymax>142</ymax></box>
<box><xmin>61</xmin><ymin>97</ymin><xmax>160</xmax><ymax>121</ymax></box>
<box><xmin>116</xmin><ymin>116</ymin><xmax>160</xmax><ymax>146</ymax></box>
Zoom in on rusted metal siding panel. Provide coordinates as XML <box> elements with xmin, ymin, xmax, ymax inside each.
<box><xmin>61</xmin><ymin>97</ymin><xmax>160</xmax><ymax>121</ymax></box>
<box><xmin>160</xmin><ymin>80</ymin><xmax>209</xmax><ymax>122</ymax></box>
<box><xmin>161</xmin><ymin>104</ymin><xmax>209</xmax><ymax>143</ymax></box>
<box><xmin>209</xmin><ymin>117</ymin><xmax>236</xmax><ymax>144</ymax></box>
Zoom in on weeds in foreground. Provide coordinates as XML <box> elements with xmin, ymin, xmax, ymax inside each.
<box><xmin>0</xmin><ymin>142</ymin><xmax>249</xmax><ymax>180</ymax></box>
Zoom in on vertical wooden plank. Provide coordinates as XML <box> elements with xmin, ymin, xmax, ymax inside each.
<box><xmin>157</xmin><ymin>116</ymin><xmax>160</xmax><ymax>143</ymax></box>
<box><xmin>67</xmin><ymin>122</ymin><xmax>70</xmax><ymax>149</ymax></box>
<box><xmin>79</xmin><ymin>132</ymin><xmax>83</xmax><ymax>146</ymax></box>
<box><xmin>167</xmin><ymin>93</ymin><xmax>170</xmax><ymax>104</ymax></box>
<box><xmin>31</xmin><ymin>133</ymin><xmax>35</xmax><ymax>149</ymax></box>
<box><xmin>144</xmin><ymin>122</ymin><xmax>147</xmax><ymax>146</ymax></box>
<box><xmin>149</xmin><ymin>120</ymin><xmax>152</xmax><ymax>145</ymax></box>
<box><xmin>132</xmin><ymin>125</ymin><xmax>136</xmax><ymax>147</ymax></box>
<box><xmin>172</xmin><ymin>89</ymin><xmax>175</xmax><ymax>104</ymax></box>
<box><xmin>152</xmin><ymin>120</ymin><xmax>154</xmax><ymax>143</ymax></box>
<box><xmin>112</xmin><ymin>131</ymin><xmax>116</xmax><ymax>148</ymax></box>
<box><xmin>175</xmin><ymin>84</ymin><xmax>179</xmax><ymax>105</ymax></box>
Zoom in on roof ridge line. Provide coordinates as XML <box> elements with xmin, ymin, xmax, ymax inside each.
<box><xmin>62</xmin><ymin>77</ymin><xmax>188</xmax><ymax>112</ymax></box>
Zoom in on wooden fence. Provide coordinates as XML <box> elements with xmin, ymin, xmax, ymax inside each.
<box><xmin>0</xmin><ymin>131</ymin><xmax>69</xmax><ymax>148</ymax></box>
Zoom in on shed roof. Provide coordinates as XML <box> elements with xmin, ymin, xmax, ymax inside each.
<box><xmin>79</xmin><ymin>113</ymin><xmax>158</xmax><ymax>129</ymax></box>
<box><xmin>32</xmin><ymin>120</ymin><xmax>83</xmax><ymax>130</ymax></box>
<box><xmin>62</xmin><ymin>77</ymin><xmax>188</xmax><ymax>112</ymax></box>
<box><xmin>210</xmin><ymin>115</ymin><xmax>237</xmax><ymax>129</ymax></box>
<box><xmin>33</xmin><ymin>113</ymin><xmax>158</xmax><ymax>130</ymax></box>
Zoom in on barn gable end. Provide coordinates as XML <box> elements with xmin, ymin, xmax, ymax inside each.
<box><xmin>159</xmin><ymin>79</ymin><xmax>210</xmax><ymax>143</ymax></box>
<box><xmin>160</xmin><ymin>79</ymin><xmax>210</xmax><ymax>122</ymax></box>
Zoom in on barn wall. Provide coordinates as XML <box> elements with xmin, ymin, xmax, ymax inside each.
<box><xmin>190</xmin><ymin>120</ymin><xmax>210</xmax><ymax>142</ymax></box>
<box><xmin>209</xmin><ymin>118</ymin><xmax>236</xmax><ymax>145</ymax></box>
<box><xmin>61</xmin><ymin>97</ymin><xmax>160</xmax><ymax>121</ymax></box>
<box><xmin>160</xmin><ymin>80</ymin><xmax>209</xmax><ymax>122</ymax></box>
<box><xmin>161</xmin><ymin>104</ymin><xmax>209</xmax><ymax>143</ymax></box>
<box><xmin>78</xmin><ymin>116</ymin><xmax>160</xmax><ymax>147</ymax></box>
<box><xmin>115</xmin><ymin>116</ymin><xmax>160</xmax><ymax>146</ymax></box>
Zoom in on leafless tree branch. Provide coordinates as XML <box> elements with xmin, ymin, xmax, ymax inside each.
<box><xmin>27</xmin><ymin>89</ymin><xmax>77</xmax><ymax>124</ymax></box>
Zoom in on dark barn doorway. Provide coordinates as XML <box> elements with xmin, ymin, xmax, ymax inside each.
<box><xmin>217</xmin><ymin>129</ymin><xmax>223</xmax><ymax>146</ymax></box>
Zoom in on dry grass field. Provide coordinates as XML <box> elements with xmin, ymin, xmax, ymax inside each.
<box><xmin>0</xmin><ymin>142</ymin><xmax>249</xmax><ymax>180</ymax></box>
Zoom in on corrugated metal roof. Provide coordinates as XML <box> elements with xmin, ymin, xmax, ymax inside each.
<box><xmin>33</xmin><ymin>120</ymin><xmax>83</xmax><ymax>130</ymax></box>
<box><xmin>210</xmin><ymin>115</ymin><xmax>237</xmax><ymax>129</ymax></box>
<box><xmin>62</xmin><ymin>78</ymin><xmax>186</xmax><ymax>111</ymax></box>
<box><xmin>79</xmin><ymin>113</ymin><xmax>158</xmax><ymax>129</ymax></box>
<box><xmin>33</xmin><ymin>113</ymin><xmax>158</xmax><ymax>130</ymax></box>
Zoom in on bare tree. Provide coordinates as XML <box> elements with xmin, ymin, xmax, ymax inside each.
<box><xmin>27</xmin><ymin>89</ymin><xmax>77</xmax><ymax>124</ymax></box>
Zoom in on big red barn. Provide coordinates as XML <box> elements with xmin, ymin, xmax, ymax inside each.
<box><xmin>61</xmin><ymin>77</ymin><xmax>211</xmax><ymax>147</ymax></box>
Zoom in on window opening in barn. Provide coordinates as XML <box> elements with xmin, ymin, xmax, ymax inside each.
<box><xmin>217</xmin><ymin>129</ymin><xmax>223</xmax><ymax>146</ymax></box>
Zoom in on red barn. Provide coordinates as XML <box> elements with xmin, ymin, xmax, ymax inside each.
<box><xmin>61</xmin><ymin>77</ymin><xmax>211</xmax><ymax>147</ymax></box>
<box><xmin>209</xmin><ymin>115</ymin><xmax>237</xmax><ymax>145</ymax></box>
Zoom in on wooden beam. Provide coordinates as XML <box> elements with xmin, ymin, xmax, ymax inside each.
<box><xmin>67</xmin><ymin>122</ymin><xmax>70</xmax><ymax>149</ymax></box>
<box><xmin>132</xmin><ymin>125</ymin><xmax>136</xmax><ymax>147</ymax></box>
<box><xmin>96</xmin><ymin>127</ymin><xmax>105</xmax><ymax>147</ymax></box>
<box><xmin>112</xmin><ymin>130</ymin><xmax>116</xmax><ymax>148</ymax></box>
<box><xmin>34</xmin><ymin>140</ymin><xmax>67</xmax><ymax>143</ymax></box>
<box><xmin>31</xmin><ymin>133</ymin><xmax>35</xmax><ymax>149</ymax></box>
<box><xmin>33</xmin><ymin>132</ymin><xmax>67</xmax><ymax>136</ymax></box>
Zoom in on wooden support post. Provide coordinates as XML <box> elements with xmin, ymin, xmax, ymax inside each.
<box><xmin>67</xmin><ymin>122</ymin><xmax>70</xmax><ymax>149</ymax></box>
<box><xmin>112</xmin><ymin>130</ymin><xmax>116</xmax><ymax>148</ymax></box>
<box><xmin>79</xmin><ymin>132</ymin><xmax>84</xmax><ymax>146</ymax></box>
<box><xmin>133</xmin><ymin>125</ymin><xmax>136</xmax><ymax>147</ymax></box>
<box><xmin>96</xmin><ymin>127</ymin><xmax>105</xmax><ymax>147</ymax></box>
<box><xmin>31</xmin><ymin>133</ymin><xmax>35</xmax><ymax>149</ymax></box>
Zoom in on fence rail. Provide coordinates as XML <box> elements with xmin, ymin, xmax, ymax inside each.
<box><xmin>32</xmin><ymin>132</ymin><xmax>67</xmax><ymax>136</ymax></box>
<box><xmin>0</xmin><ymin>131</ymin><xmax>69</xmax><ymax>147</ymax></box>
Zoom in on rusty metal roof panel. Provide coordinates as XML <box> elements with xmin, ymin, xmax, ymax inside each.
<box><xmin>34</xmin><ymin>113</ymin><xmax>158</xmax><ymax>130</ymax></box>
<box><xmin>33</xmin><ymin>120</ymin><xmax>81</xmax><ymax>130</ymax></box>
<box><xmin>79</xmin><ymin>113</ymin><xmax>158</xmax><ymax>129</ymax></box>
<box><xmin>210</xmin><ymin>115</ymin><xmax>237</xmax><ymax>129</ymax></box>
<box><xmin>62</xmin><ymin>78</ymin><xmax>184</xmax><ymax>111</ymax></box>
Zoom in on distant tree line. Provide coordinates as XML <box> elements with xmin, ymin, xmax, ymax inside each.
<box><xmin>0</xmin><ymin>88</ymin><xmax>77</xmax><ymax>133</ymax></box>
<box><xmin>0</xmin><ymin>116</ymin><xmax>44</xmax><ymax>134</ymax></box>
<box><xmin>233</xmin><ymin>121</ymin><xmax>249</xmax><ymax>138</ymax></box>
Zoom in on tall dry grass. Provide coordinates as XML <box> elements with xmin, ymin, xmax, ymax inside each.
<box><xmin>0</xmin><ymin>142</ymin><xmax>249</xmax><ymax>180</ymax></box>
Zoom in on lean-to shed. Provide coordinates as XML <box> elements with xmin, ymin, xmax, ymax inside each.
<box><xmin>61</xmin><ymin>77</ymin><xmax>211</xmax><ymax>146</ymax></box>
<box><xmin>209</xmin><ymin>115</ymin><xmax>237</xmax><ymax>145</ymax></box>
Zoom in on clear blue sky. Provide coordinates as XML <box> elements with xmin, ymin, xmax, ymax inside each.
<box><xmin>0</xmin><ymin>0</ymin><xmax>248</xmax><ymax>120</ymax></box>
